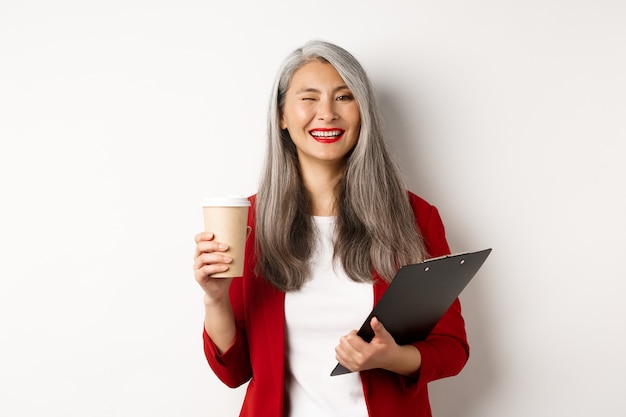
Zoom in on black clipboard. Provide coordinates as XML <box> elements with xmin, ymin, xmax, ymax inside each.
<box><xmin>331</xmin><ymin>248</ymin><xmax>492</xmax><ymax>376</ymax></box>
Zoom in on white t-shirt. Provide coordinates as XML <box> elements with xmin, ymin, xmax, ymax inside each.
<box><xmin>284</xmin><ymin>216</ymin><xmax>373</xmax><ymax>417</ymax></box>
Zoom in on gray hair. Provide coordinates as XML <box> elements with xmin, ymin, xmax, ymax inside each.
<box><xmin>256</xmin><ymin>40</ymin><xmax>427</xmax><ymax>291</ymax></box>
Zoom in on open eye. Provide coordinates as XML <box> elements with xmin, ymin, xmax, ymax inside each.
<box><xmin>336</xmin><ymin>94</ymin><xmax>354</xmax><ymax>101</ymax></box>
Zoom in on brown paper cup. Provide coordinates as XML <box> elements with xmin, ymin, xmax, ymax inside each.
<box><xmin>202</xmin><ymin>196</ymin><xmax>251</xmax><ymax>278</ymax></box>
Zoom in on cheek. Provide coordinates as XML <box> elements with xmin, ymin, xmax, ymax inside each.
<box><xmin>293</xmin><ymin>105</ymin><xmax>314</xmax><ymax>120</ymax></box>
<box><xmin>281</xmin><ymin>105</ymin><xmax>309</xmax><ymax>129</ymax></box>
<box><xmin>348</xmin><ymin>105</ymin><xmax>361</xmax><ymax>127</ymax></box>
<box><xmin>351</xmin><ymin>114</ymin><xmax>362</xmax><ymax>131</ymax></box>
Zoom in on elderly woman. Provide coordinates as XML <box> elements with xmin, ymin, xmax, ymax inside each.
<box><xmin>193</xmin><ymin>40</ymin><xmax>468</xmax><ymax>417</ymax></box>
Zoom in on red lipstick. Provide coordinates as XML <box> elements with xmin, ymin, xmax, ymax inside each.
<box><xmin>309</xmin><ymin>128</ymin><xmax>345</xmax><ymax>144</ymax></box>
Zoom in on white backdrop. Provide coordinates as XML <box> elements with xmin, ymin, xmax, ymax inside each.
<box><xmin>1</xmin><ymin>1</ymin><xmax>625</xmax><ymax>416</ymax></box>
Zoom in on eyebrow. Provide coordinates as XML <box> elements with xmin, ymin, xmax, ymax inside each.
<box><xmin>295</xmin><ymin>85</ymin><xmax>351</xmax><ymax>95</ymax></box>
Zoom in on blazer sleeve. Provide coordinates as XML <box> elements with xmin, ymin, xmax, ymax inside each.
<box><xmin>202</xmin><ymin>276</ymin><xmax>253</xmax><ymax>388</ymax></box>
<box><xmin>407</xmin><ymin>195</ymin><xmax>470</xmax><ymax>390</ymax></box>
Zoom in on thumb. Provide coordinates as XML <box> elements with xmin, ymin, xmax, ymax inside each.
<box><xmin>370</xmin><ymin>317</ymin><xmax>392</xmax><ymax>340</ymax></box>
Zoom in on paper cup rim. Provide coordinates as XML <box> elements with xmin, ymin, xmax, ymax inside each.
<box><xmin>202</xmin><ymin>196</ymin><xmax>251</xmax><ymax>207</ymax></box>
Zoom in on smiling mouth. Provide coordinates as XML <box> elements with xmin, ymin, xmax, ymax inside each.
<box><xmin>309</xmin><ymin>129</ymin><xmax>345</xmax><ymax>143</ymax></box>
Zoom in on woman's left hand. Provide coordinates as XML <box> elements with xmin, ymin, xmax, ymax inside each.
<box><xmin>335</xmin><ymin>317</ymin><xmax>422</xmax><ymax>377</ymax></box>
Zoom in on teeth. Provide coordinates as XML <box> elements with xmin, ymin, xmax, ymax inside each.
<box><xmin>310</xmin><ymin>130</ymin><xmax>342</xmax><ymax>138</ymax></box>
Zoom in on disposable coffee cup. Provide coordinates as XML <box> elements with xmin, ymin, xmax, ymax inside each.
<box><xmin>202</xmin><ymin>196</ymin><xmax>251</xmax><ymax>278</ymax></box>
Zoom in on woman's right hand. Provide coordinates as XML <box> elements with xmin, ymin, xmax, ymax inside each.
<box><xmin>193</xmin><ymin>231</ymin><xmax>234</xmax><ymax>303</ymax></box>
<box><xmin>194</xmin><ymin>231</ymin><xmax>238</xmax><ymax>353</ymax></box>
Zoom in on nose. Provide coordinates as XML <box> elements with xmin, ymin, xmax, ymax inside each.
<box><xmin>317</xmin><ymin>97</ymin><xmax>338</xmax><ymax>121</ymax></box>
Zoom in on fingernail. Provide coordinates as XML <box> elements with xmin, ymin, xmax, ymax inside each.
<box><xmin>222</xmin><ymin>256</ymin><xmax>232</xmax><ymax>263</ymax></box>
<box><xmin>218</xmin><ymin>243</ymin><xmax>228</xmax><ymax>250</ymax></box>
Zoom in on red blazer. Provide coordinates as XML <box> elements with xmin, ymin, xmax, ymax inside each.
<box><xmin>203</xmin><ymin>192</ymin><xmax>469</xmax><ymax>417</ymax></box>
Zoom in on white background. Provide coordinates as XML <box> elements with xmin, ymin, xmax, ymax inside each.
<box><xmin>1</xmin><ymin>1</ymin><xmax>625</xmax><ymax>416</ymax></box>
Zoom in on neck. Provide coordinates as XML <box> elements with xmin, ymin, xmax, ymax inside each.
<box><xmin>299</xmin><ymin>160</ymin><xmax>343</xmax><ymax>216</ymax></box>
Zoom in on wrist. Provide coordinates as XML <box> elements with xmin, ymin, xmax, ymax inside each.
<box><xmin>386</xmin><ymin>345</ymin><xmax>422</xmax><ymax>377</ymax></box>
<box><xmin>203</xmin><ymin>293</ymin><xmax>215</xmax><ymax>305</ymax></box>
<box><xmin>203</xmin><ymin>292</ymin><xmax>229</xmax><ymax>308</ymax></box>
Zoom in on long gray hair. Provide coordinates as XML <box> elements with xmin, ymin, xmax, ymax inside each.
<box><xmin>255</xmin><ymin>40</ymin><xmax>427</xmax><ymax>291</ymax></box>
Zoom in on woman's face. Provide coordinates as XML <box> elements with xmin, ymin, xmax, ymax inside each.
<box><xmin>280</xmin><ymin>61</ymin><xmax>361</xmax><ymax>169</ymax></box>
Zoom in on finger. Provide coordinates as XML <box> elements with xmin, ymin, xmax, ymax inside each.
<box><xmin>193</xmin><ymin>256</ymin><xmax>232</xmax><ymax>282</ymax></box>
<box><xmin>194</xmin><ymin>252</ymin><xmax>232</xmax><ymax>271</ymax></box>
<box><xmin>195</xmin><ymin>264</ymin><xmax>230</xmax><ymax>282</ymax></box>
<box><xmin>335</xmin><ymin>337</ymin><xmax>366</xmax><ymax>372</ymax></box>
<box><xmin>335</xmin><ymin>342</ymin><xmax>356</xmax><ymax>368</ymax></box>
<box><xmin>334</xmin><ymin>347</ymin><xmax>351</xmax><ymax>370</ymax></box>
<box><xmin>371</xmin><ymin>317</ymin><xmax>386</xmax><ymax>335</ymax></box>
<box><xmin>338</xmin><ymin>331</ymin><xmax>366</xmax><ymax>356</ymax></box>
<box><xmin>371</xmin><ymin>317</ymin><xmax>393</xmax><ymax>342</ymax></box>
<box><xmin>196</xmin><ymin>240</ymin><xmax>229</xmax><ymax>254</ymax></box>
<box><xmin>194</xmin><ymin>240</ymin><xmax>230</xmax><ymax>260</ymax></box>
<box><xmin>194</xmin><ymin>232</ymin><xmax>215</xmax><ymax>259</ymax></box>
<box><xmin>194</xmin><ymin>231</ymin><xmax>214</xmax><ymax>243</ymax></box>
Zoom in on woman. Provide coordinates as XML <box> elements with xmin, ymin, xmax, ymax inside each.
<box><xmin>193</xmin><ymin>40</ymin><xmax>469</xmax><ymax>417</ymax></box>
